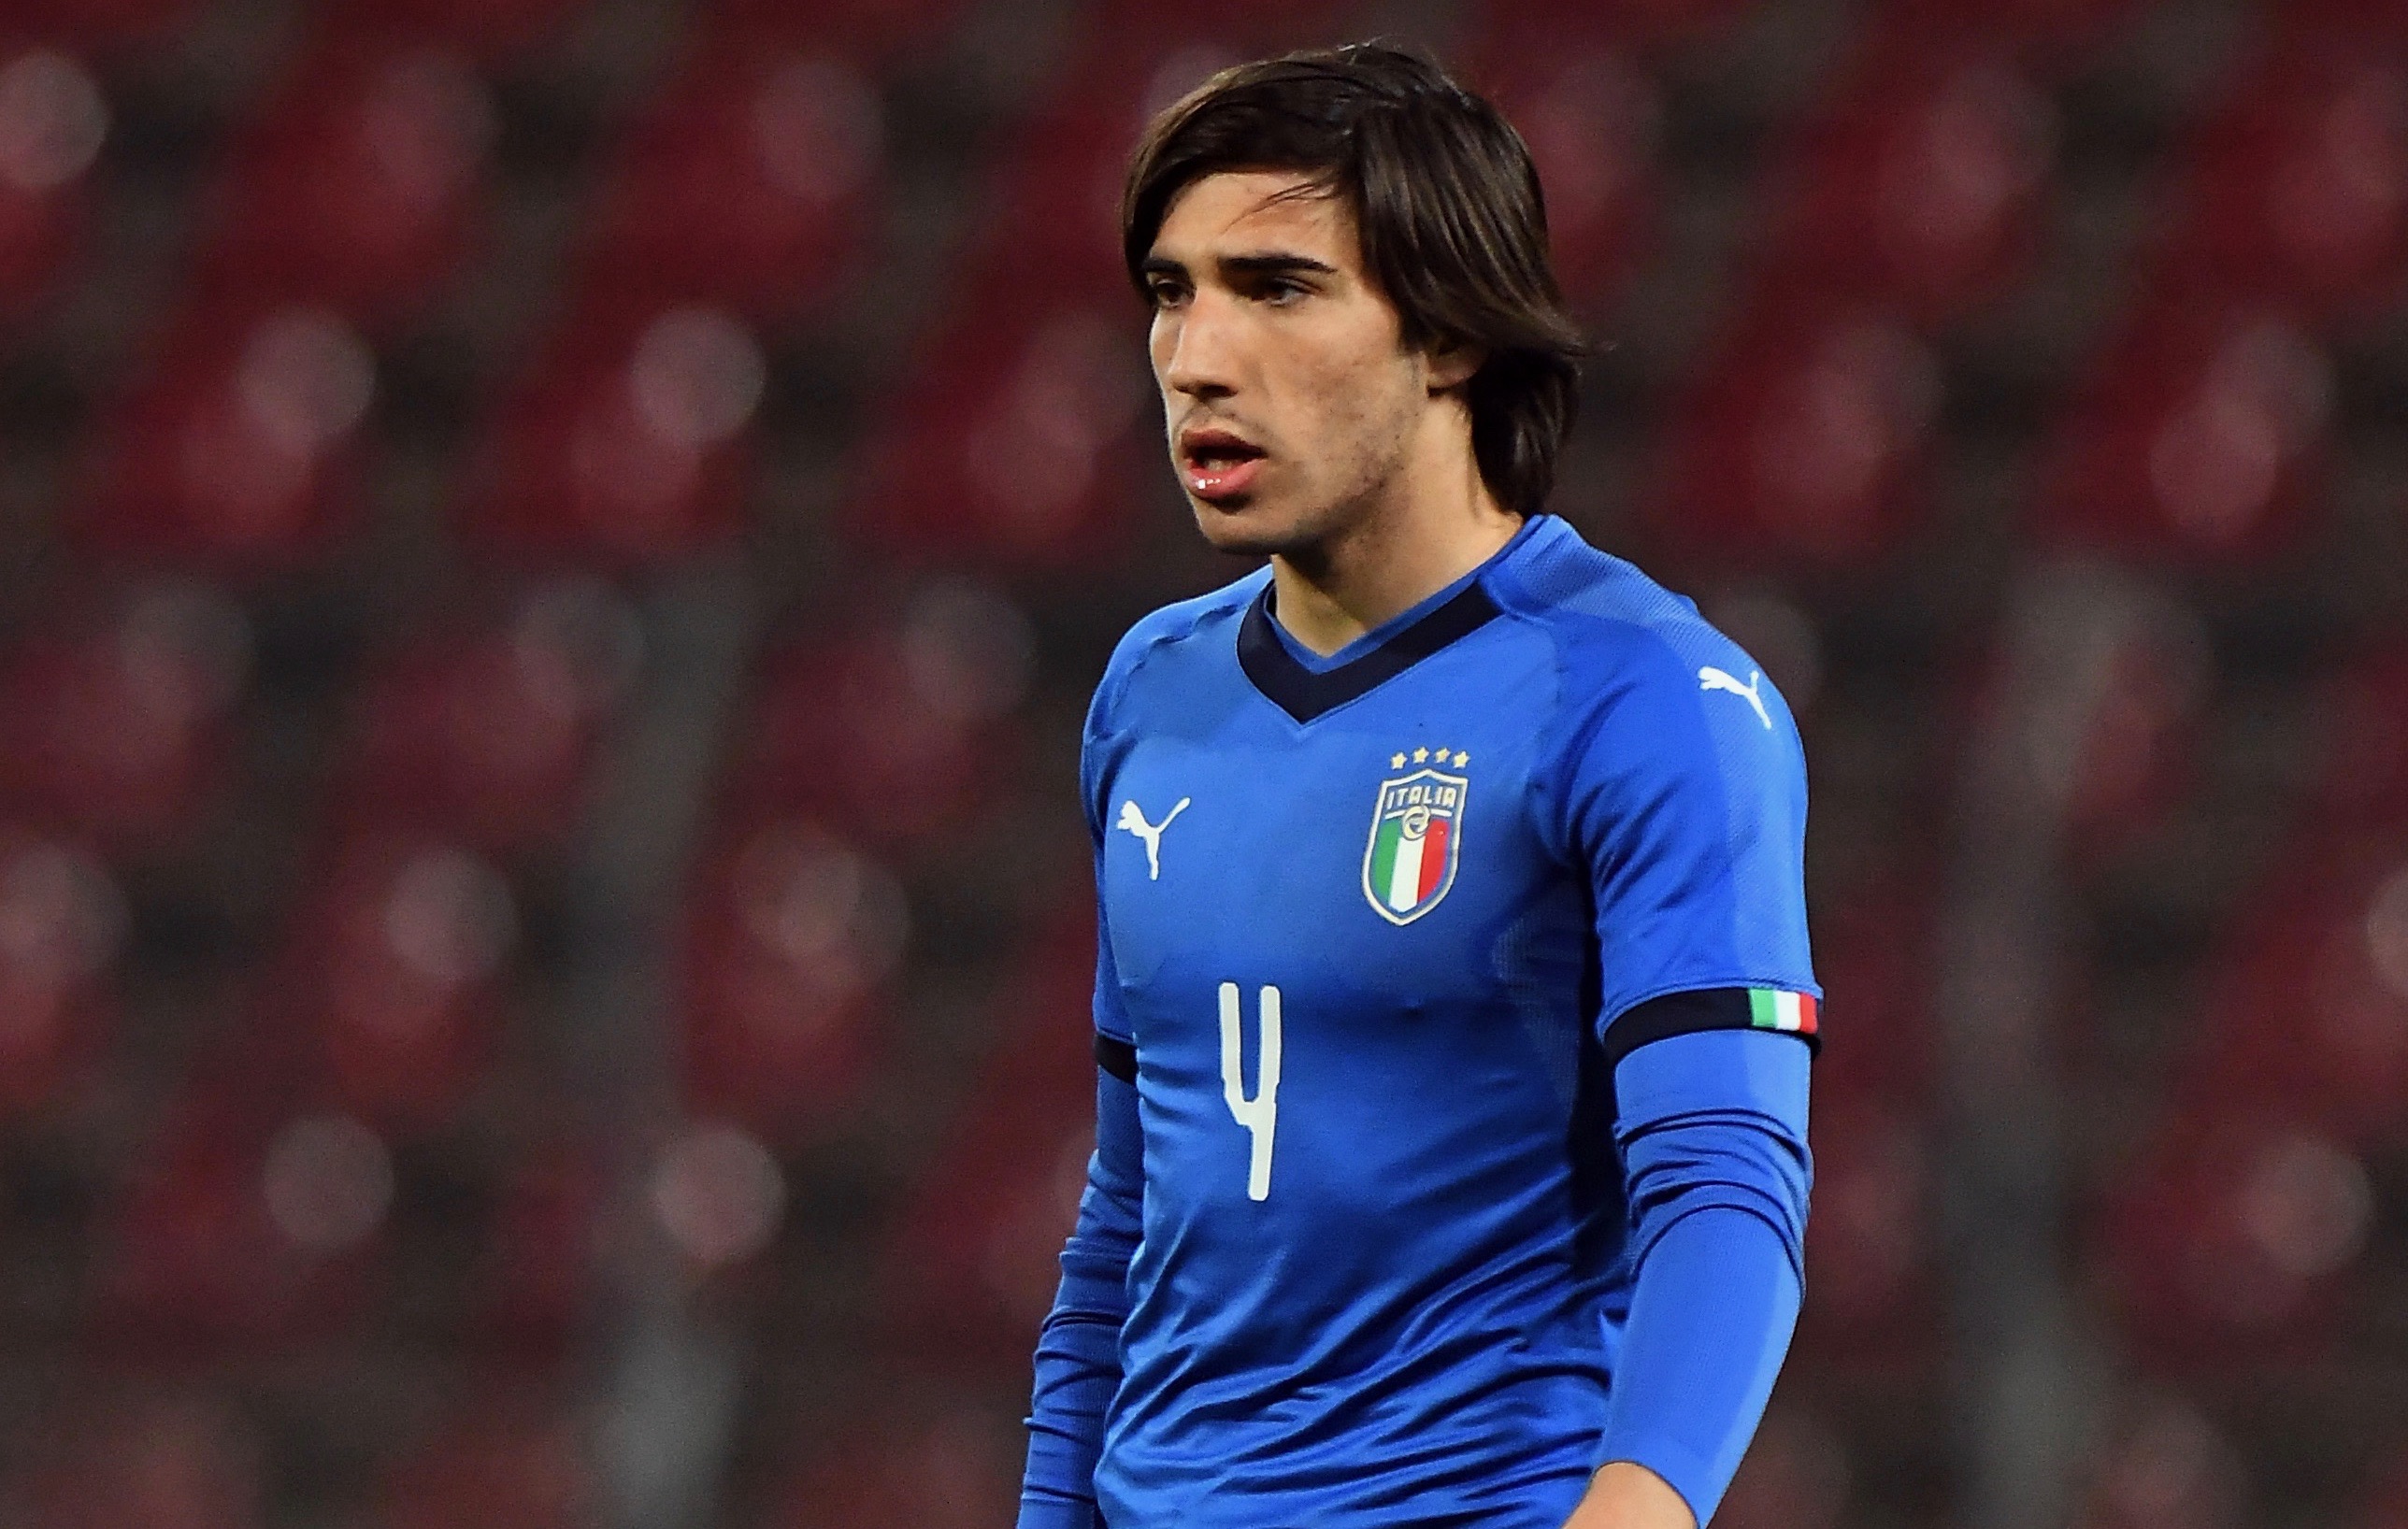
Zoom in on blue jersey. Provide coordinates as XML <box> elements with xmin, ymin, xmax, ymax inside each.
<box><xmin>1078</xmin><ymin>514</ymin><xmax>1817</xmax><ymax>1527</ymax></box>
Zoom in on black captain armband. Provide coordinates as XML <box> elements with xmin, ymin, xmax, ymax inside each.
<box><xmin>1096</xmin><ymin>1034</ymin><xmax>1138</xmax><ymax>1083</ymax></box>
<box><xmin>1603</xmin><ymin>987</ymin><xmax>1823</xmax><ymax>1069</ymax></box>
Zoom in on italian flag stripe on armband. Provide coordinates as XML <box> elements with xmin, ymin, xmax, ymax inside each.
<box><xmin>1748</xmin><ymin>989</ymin><xmax>1818</xmax><ymax>1036</ymax></box>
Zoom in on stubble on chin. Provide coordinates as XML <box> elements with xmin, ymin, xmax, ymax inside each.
<box><xmin>1188</xmin><ymin>464</ymin><xmax>1400</xmax><ymax>570</ymax></box>
<box><xmin>1187</xmin><ymin>491</ymin><xmax>1359</xmax><ymax>565</ymax></box>
<box><xmin>1191</xmin><ymin>502</ymin><xmax>1311</xmax><ymax>560</ymax></box>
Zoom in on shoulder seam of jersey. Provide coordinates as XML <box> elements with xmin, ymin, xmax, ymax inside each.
<box><xmin>1473</xmin><ymin>596</ymin><xmax>1583</xmax><ymax>867</ymax></box>
<box><xmin>1480</xmin><ymin>593</ymin><xmax>1690</xmax><ymax>865</ymax></box>
<box><xmin>1494</xmin><ymin>589</ymin><xmax>1738</xmax><ymax>866</ymax></box>
<box><xmin>1084</xmin><ymin>579</ymin><xmax>1262</xmax><ymax>834</ymax></box>
<box><xmin>1093</xmin><ymin>574</ymin><xmax>1265</xmax><ymax>736</ymax></box>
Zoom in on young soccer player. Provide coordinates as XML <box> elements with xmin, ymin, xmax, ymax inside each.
<box><xmin>1021</xmin><ymin>44</ymin><xmax>1817</xmax><ymax>1529</ymax></box>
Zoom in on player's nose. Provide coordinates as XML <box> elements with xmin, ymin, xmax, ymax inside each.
<box><xmin>1158</xmin><ymin>293</ymin><xmax>1240</xmax><ymax>399</ymax></box>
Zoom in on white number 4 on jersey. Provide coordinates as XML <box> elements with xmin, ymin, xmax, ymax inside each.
<box><xmin>1218</xmin><ymin>982</ymin><xmax>1281</xmax><ymax>1202</ymax></box>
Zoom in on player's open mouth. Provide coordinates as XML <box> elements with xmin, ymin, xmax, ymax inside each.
<box><xmin>1179</xmin><ymin>427</ymin><xmax>1266</xmax><ymax>504</ymax></box>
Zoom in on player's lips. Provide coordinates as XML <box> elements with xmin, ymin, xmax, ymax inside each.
<box><xmin>1177</xmin><ymin>425</ymin><xmax>1267</xmax><ymax>504</ymax></box>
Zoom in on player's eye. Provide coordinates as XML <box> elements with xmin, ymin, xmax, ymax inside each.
<box><xmin>1257</xmin><ymin>278</ymin><xmax>1311</xmax><ymax>306</ymax></box>
<box><xmin>1146</xmin><ymin>279</ymin><xmax>1190</xmax><ymax>308</ymax></box>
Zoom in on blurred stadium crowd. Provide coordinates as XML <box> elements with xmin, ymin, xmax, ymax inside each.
<box><xmin>0</xmin><ymin>0</ymin><xmax>2405</xmax><ymax>1523</ymax></box>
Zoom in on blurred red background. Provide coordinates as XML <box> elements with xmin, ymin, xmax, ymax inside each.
<box><xmin>0</xmin><ymin>0</ymin><xmax>2404</xmax><ymax>1523</ymax></box>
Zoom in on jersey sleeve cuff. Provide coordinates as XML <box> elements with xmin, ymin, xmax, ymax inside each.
<box><xmin>1601</xmin><ymin>986</ymin><xmax>1820</xmax><ymax>1068</ymax></box>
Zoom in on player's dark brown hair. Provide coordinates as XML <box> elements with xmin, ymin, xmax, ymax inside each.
<box><xmin>1122</xmin><ymin>42</ymin><xmax>1587</xmax><ymax>518</ymax></box>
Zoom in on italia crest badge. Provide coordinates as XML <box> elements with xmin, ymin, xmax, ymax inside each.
<box><xmin>1363</xmin><ymin>749</ymin><xmax>1469</xmax><ymax>925</ymax></box>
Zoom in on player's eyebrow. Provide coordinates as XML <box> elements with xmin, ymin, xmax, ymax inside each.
<box><xmin>1216</xmin><ymin>252</ymin><xmax>1340</xmax><ymax>279</ymax></box>
<box><xmin>1139</xmin><ymin>251</ymin><xmax>1341</xmax><ymax>284</ymax></box>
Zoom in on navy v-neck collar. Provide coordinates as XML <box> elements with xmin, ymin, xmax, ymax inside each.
<box><xmin>1237</xmin><ymin>519</ymin><xmax>1538</xmax><ymax>723</ymax></box>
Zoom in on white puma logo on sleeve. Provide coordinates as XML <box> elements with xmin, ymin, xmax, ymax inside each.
<box><xmin>1116</xmin><ymin>796</ymin><xmax>1191</xmax><ymax>880</ymax></box>
<box><xmin>1698</xmin><ymin>666</ymin><xmax>1772</xmax><ymax>730</ymax></box>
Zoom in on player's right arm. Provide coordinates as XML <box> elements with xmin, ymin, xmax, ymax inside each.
<box><xmin>1019</xmin><ymin>1009</ymin><xmax>1140</xmax><ymax>1529</ymax></box>
<box><xmin>1019</xmin><ymin>661</ymin><xmax>1147</xmax><ymax>1529</ymax></box>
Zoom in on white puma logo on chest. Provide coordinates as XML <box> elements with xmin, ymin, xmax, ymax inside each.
<box><xmin>1116</xmin><ymin>796</ymin><xmax>1191</xmax><ymax>880</ymax></box>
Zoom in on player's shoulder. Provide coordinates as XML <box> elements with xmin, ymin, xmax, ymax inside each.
<box><xmin>1486</xmin><ymin>515</ymin><xmax>1757</xmax><ymax>699</ymax></box>
<box><xmin>1491</xmin><ymin>521</ymin><xmax>1806</xmax><ymax>850</ymax></box>
<box><xmin>1088</xmin><ymin>567</ymin><xmax>1268</xmax><ymax>730</ymax></box>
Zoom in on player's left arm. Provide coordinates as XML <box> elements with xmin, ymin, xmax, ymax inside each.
<box><xmin>1542</xmin><ymin>625</ymin><xmax>1819</xmax><ymax>1528</ymax></box>
<box><xmin>1566</xmin><ymin>1028</ymin><xmax>1811</xmax><ymax>1529</ymax></box>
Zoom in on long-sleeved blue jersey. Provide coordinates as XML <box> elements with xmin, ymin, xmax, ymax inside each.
<box><xmin>1024</xmin><ymin>514</ymin><xmax>1818</xmax><ymax>1527</ymax></box>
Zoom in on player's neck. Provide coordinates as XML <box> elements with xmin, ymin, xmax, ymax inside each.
<box><xmin>1269</xmin><ymin>449</ymin><xmax>1522</xmax><ymax>658</ymax></box>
